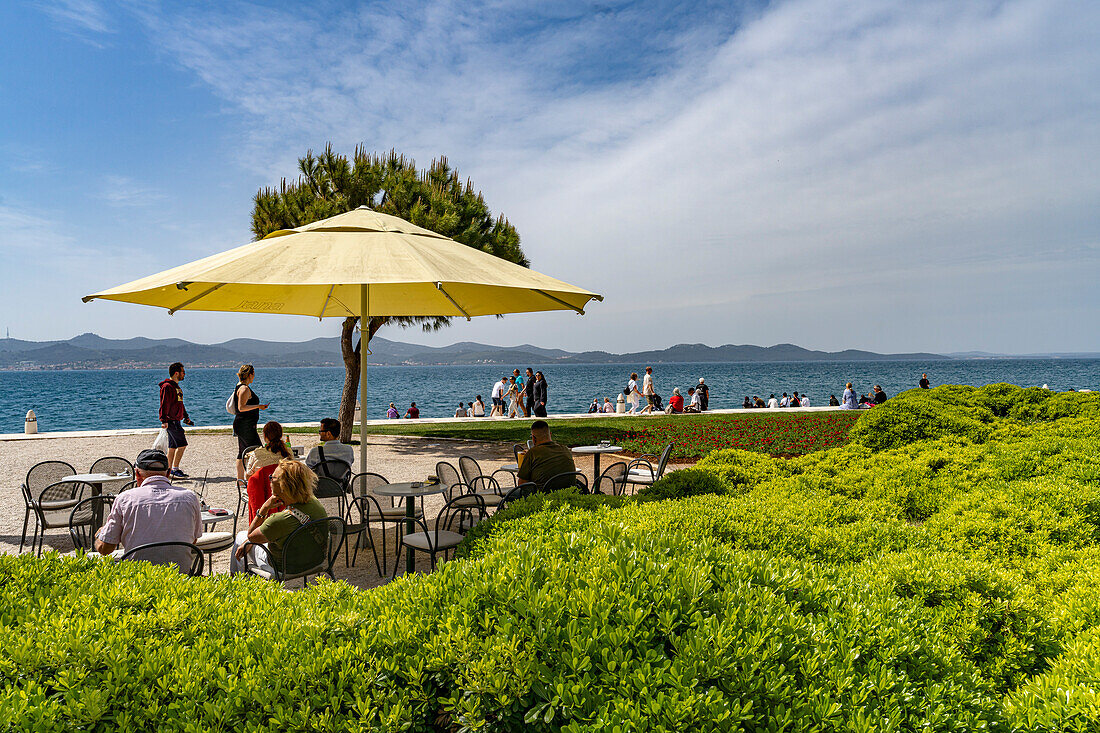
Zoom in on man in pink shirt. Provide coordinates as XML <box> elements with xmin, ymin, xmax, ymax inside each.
<box><xmin>95</xmin><ymin>449</ymin><xmax>202</xmax><ymax>567</ymax></box>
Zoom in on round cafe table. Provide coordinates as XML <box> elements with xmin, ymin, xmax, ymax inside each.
<box><xmin>58</xmin><ymin>472</ymin><xmax>135</xmax><ymax>525</ymax></box>
<box><xmin>570</xmin><ymin>445</ymin><xmax>623</xmax><ymax>484</ymax></box>
<box><xmin>373</xmin><ymin>481</ymin><xmax>446</xmax><ymax>575</ymax></box>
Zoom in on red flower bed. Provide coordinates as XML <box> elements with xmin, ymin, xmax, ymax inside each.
<box><xmin>618</xmin><ymin>412</ymin><xmax>862</xmax><ymax>459</ymax></box>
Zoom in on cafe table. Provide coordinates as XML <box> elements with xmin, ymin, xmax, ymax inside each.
<box><xmin>57</xmin><ymin>472</ymin><xmax>135</xmax><ymax>524</ymax></box>
<box><xmin>570</xmin><ymin>444</ymin><xmax>623</xmax><ymax>483</ymax></box>
<box><xmin>373</xmin><ymin>481</ymin><xmax>447</xmax><ymax>575</ymax></box>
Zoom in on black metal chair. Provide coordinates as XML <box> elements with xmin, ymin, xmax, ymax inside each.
<box><xmin>595</xmin><ymin>461</ymin><xmax>629</xmax><ymax>496</ymax></box>
<box><xmin>391</xmin><ymin>494</ymin><xmax>486</xmax><ymax>578</ymax></box>
<box><xmin>68</xmin><ymin>495</ymin><xmax>116</xmax><ymax>552</ymax></box>
<box><xmin>343</xmin><ymin>495</ymin><xmax>387</xmax><ymax>574</ymax></box>
<box><xmin>89</xmin><ymin>456</ymin><xmax>134</xmax><ymax>477</ymax></box>
<box><xmin>241</xmin><ymin>517</ymin><xmax>346</xmax><ymax>586</ymax></box>
<box><xmin>543</xmin><ymin>471</ymin><xmax>589</xmax><ymax>494</ymax></box>
<box><xmin>26</xmin><ymin>480</ymin><xmax>90</xmax><ymax>556</ymax></box>
<box><xmin>314</xmin><ymin>458</ymin><xmax>353</xmax><ymax>489</ymax></box>
<box><xmin>121</xmin><ymin>541</ymin><xmax>205</xmax><ymax>576</ymax></box>
<box><xmin>625</xmin><ymin>442</ymin><xmax>674</xmax><ymax>493</ymax></box>
<box><xmin>457</xmin><ymin>455</ymin><xmax>509</xmax><ymax>510</ymax></box>
<box><xmin>234</xmin><ymin>480</ymin><xmax>248</xmax><ymax>533</ymax></box>
<box><xmin>350</xmin><ymin>472</ymin><xmax>420</xmax><ymax>571</ymax></box>
<box><xmin>21</xmin><ymin>461</ymin><xmax>76</xmax><ymax>552</ymax></box>
<box><xmin>116</xmin><ymin>480</ymin><xmax>138</xmax><ymax>493</ymax></box>
<box><xmin>435</xmin><ymin>462</ymin><xmax>466</xmax><ymax>501</ymax></box>
<box><xmin>499</xmin><ymin>482</ymin><xmax>539</xmax><ymax>510</ymax></box>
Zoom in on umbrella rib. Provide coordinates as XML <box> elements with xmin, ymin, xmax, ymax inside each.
<box><xmin>169</xmin><ymin>283</ymin><xmax>227</xmax><ymax>315</ymax></box>
<box><xmin>318</xmin><ymin>284</ymin><xmax>336</xmax><ymax>320</ymax></box>
<box><xmin>534</xmin><ymin>289</ymin><xmax>585</xmax><ymax>315</ymax></box>
<box><xmin>435</xmin><ymin>282</ymin><xmax>471</xmax><ymax>321</ymax></box>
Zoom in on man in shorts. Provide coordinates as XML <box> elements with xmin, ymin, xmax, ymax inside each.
<box><xmin>491</xmin><ymin>376</ymin><xmax>508</xmax><ymax>416</ymax></box>
<box><xmin>158</xmin><ymin>362</ymin><xmax>193</xmax><ymax>478</ymax></box>
<box><xmin>642</xmin><ymin>366</ymin><xmax>657</xmax><ymax>412</ymax></box>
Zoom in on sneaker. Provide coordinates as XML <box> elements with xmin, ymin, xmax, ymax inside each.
<box><xmin>170</xmin><ymin>468</ymin><xmax>189</xmax><ymax>478</ymax></box>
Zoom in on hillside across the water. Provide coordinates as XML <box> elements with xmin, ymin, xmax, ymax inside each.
<box><xmin>0</xmin><ymin>333</ymin><xmax>947</xmax><ymax>370</ymax></box>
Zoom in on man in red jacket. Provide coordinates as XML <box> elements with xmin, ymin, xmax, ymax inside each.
<box><xmin>159</xmin><ymin>362</ymin><xmax>193</xmax><ymax>478</ymax></box>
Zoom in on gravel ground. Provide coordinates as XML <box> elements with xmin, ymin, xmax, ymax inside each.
<box><xmin>0</xmin><ymin>431</ymin><xmax>647</xmax><ymax>589</ymax></box>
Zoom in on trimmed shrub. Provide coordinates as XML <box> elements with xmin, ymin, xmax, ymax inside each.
<box><xmin>635</xmin><ymin>468</ymin><xmax>726</xmax><ymax>502</ymax></box>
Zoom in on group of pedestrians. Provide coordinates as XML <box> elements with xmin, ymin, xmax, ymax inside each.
<box><xmin>487</xmin><ymin>368</ymin><xmax>548</xmax><ymax>417</ymax></box>
<box><xmin>617</xmin><ymin>367</ymin><xmax>710</xmax><ymax>415</ymax></box>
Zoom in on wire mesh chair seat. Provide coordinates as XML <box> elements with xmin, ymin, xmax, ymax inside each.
<box><xmin>194</xmin><ymin>531</ymin><xmax>235</xmax><ymax>575</ymax></box>
<box><xmin>68</xmin><ymin>495</ymin><xmax>116</xmax><ymax>552</ymax></box>
<box><xmin>120</xmin><ymin>541</ymin><xmax>205</xmax><ymax>576</ymax></box>
<box><xmin>21</xmin><ymin>461</ymin><xmax>76</xmax><ymax>553</ymax></box>
<box><xmin>391</xmin><ymin>494</ymin><xmax>486</xmax><ymax>578</ymax></box>
<box><xmin>625</xmin><ymin>443</ymin><xmax>674</xmax><ymax>492</ymax></box>
<box><xmin>242</xmin><ymin>517</ymin><xmax>345</xmax><ymax>586</ymax></box>
<box><xmin>89</xmin><ymin>456</ymin><xmax>134</xmax><ymax>478</ymax></box>
<box><xmin>542</xmin><ymin>471</ymin><xmax>590</xmax><ymax>494</ymax></box>
<box><xmin>595</xmin><ymin>461</ymin><xmax>629</xmax><ymax>496</ymax></box>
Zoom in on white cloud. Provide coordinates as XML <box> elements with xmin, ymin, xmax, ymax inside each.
<box><xmin>98</xmin><ymin>175</ymin><xmax>166</xmax><ymax>208</ymax></box>
<box><xmin>38</xmin><ymin>0</ymin><xmax>1100</xmax><ymax>352</ymax></box>
<box><xmin>36</xmin><ymin>0</ymin><xmax>113</xmax><ymax>41</ymax></box>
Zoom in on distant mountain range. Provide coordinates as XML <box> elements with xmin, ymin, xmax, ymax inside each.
<box><xmin>2</xmin><ymin>334</ymin><xmax>1094</xmax><ymax>371</ymax></box>
<box><xmin>0</xmin><ymin>333</ymin><xmax>957</xmax><ymax>370</ymax></box>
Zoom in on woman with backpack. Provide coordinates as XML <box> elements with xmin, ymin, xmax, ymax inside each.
<box><xmin>231</xmin><ymin>364</ymin><xmax>269</xmax><ymax>482</ymax></box>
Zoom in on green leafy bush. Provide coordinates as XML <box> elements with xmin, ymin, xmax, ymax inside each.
<box><xmin>6</xmin><ymin>387</ymin><xmax>1100</xmax><ymax>730</ymax></box>
<box><xmin>635</xmin><ymin>468</ymin><xmax>727</xmax><ymax>502</ymax></box>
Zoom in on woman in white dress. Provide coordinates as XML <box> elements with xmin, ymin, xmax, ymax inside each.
<box><xmin>626</xmin><ymin>372</ymin><xmax>642</xmax><ymax>414</ymax></box>
<box><xmin>507</xmin><ymin>377</ymin><xmax>521</xmax><ymax>418</ymax></box>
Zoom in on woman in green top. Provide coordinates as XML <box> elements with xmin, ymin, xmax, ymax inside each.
<box><xmin>231</xmin><ymin>459</ymin><xmax>327</xmax><ymax>575</ymax></box>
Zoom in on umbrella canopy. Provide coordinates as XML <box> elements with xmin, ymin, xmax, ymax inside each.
<box><xmin>84</xmin><ymin>207</ymin><xmax>601</xmax><ymax>319</ymax></box>
<box><xmin>84</xmin><ymin>206</ymin><xmax>602</xmax><ymax>478</ymax></box>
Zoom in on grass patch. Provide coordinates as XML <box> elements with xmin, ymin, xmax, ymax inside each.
<box><xmin>361</xmin><ymin>410</ymin><xmax>861</xmax><ymax>459</ymax></box>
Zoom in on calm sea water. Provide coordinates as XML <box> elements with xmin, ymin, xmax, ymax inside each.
<box><xmin>0</xmin><ymin>359</ymin><xmax>1096</xmax><ymax>434</ymax></box>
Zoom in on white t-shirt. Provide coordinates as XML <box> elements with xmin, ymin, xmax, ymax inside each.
<box><xmin>689</xmin><ymin>393</ymin><xmax>700</xmax><ymax>407</ymax></box>
<box><xmin>768</xmin><ymin>397</ymin><xmax>779</xmax><ymax>408</ymax></box>
<box><xmin>491</xmin><ymin>381</ymin><xmax>506</xmax><ymax>399</ymax></box>
<box><xmin>643</xmin><ymin>373</ymin><xmax>654</xmax><ymax>395</ymax></box>
<box><xmin>801</xmin><ymin>396</ymin><xmax>809</xmax><ymax>407</ymax></box>
<box><xmin>472</xmin><ymin>400</ymin><xmax>485</xmax><ymax>416</ymax></box>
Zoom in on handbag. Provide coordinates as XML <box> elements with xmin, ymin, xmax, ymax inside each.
<box><xmin>226</xmin><ymin>384</ymin><xmax>242</xmax><ymax>415</ymax></box>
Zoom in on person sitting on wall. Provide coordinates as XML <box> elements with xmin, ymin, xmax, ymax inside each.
<box><xmin>665</xmin><ymin>388</ymin><xmax>684</xmax><ymax>414</ymax></box>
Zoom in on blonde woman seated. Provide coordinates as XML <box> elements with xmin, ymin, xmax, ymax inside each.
<box><xmin>230</xmin><ymin>459</ymin><xmax>326</xmax><ymax>576</ymax></box>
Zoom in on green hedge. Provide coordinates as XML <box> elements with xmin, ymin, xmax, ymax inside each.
<box><xmin>5</xmin><ymin>385</ymin><xmax>1100</xmax><ymax>730</ymax></box>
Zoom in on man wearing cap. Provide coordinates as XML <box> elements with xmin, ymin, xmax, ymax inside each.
<box><xmin>696</xmin><ymin>378</ymin><xmax>710</xmax><ymax>411</ymax></box>
<box><xmin>94</xmin><ymin>449</ymin><xmax>202</xmax><ymax>561</ymax></box>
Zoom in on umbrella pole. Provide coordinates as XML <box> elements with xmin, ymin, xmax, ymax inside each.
<box><xmin>359</xmin><ymin>284</ymin><xmax>369</xmax><ymax>475</ymax></box>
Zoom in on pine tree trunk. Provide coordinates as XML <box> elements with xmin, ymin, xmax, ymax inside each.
<box><xmin>338</xmin><ymin>315</ymin><xmax>384</xmax><ymax>444</ymax></box>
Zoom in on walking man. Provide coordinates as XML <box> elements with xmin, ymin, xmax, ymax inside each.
<box><xmin>158</xmin><ymin>362</ymin><xmax>193</xmax><ymax>478</ymax></box>
<box><xmin>524</xmin><ymin>368</ymin><xmax>536</xmax><ymax>417</ymax></box>
<box><xmin>491</xmin><ymin>376</ymin><xmax>508</xmax><ymax>416</ymax></box>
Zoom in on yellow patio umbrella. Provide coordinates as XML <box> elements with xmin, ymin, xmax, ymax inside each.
<box><xmin>84</xmin><ymin>206</ymin><xmax>603</xmax><ymax>472</ymax></box>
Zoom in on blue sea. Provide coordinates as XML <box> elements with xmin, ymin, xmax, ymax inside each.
<box><xmin>1</xmin><ymin>359</ymin><xmax>1097</xmax><ymax>434</ymax></box>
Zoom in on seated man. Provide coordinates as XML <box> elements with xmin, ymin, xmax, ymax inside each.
<box><xmin>517</xmin><ymin>420</ymin><xmax>577</xmax><ymax>491</ymax></box>
<box><xmin>404</xmin><ymin>402</ymin><xmax>420</xmax><ymax>419</ymax></box>
<box><xmin>94</xmin><ymin>449</ymin><xmax>202</xmax><ymax>566</ymax></box>
<box><xmin>684</xmin><ymin>387</ymin><xmax>701</xmax><ymax>412</ymax></box>
<box><xmin>305</xmin><ymin>418</ymin><xmax>355</xmax><ymax>476</ymax></box>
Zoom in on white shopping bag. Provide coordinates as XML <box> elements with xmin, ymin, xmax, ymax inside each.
<box><xmin>152</xmin><ymin>428</ymin><xmax>170</xmax><ymax>453</ymax></box>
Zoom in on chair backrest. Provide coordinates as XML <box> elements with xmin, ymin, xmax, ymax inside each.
<box><xmin>596</xmin><ymin>462</ymin><xmax>628</xmax><ymax>496</ymax></box>
<box><xmin>655</xmin><ymin>443</ymin><xmax>674</xmax><ymax>479</ymax></box>
<box><xmin>500</xmin><ymin>482</ymin><xmax>539</xmax><ymax>510</ymax></box>
<box><xmin>280</xmin><ymin>517</ymin><xmax>345</xmax><ymax>578</ymax></box>
<box><xmin>26</xmin><ymin>461</ymin><xmax>76</xmax><ymax>494</ymax></box>
<box><xmin>246</xmin><ymin>465</ymin><xmax>278</xmax><ymax>521</ymax></box>
<box><xmin>457</xmin><ymin>456</ymin><xmax>482</xmax><ymax>486</ymax></box>
<box><xmin>89</xmin><ymin>456</ymin><xmax>133</xmax><ymax>476</ymax></box>
<box><xmin>543</xmin><ymin>471</ymin><xmax>589</xmax><ymax>494</ymax></box>
<box><xmin>117</xmin><ymin>480</ymin><xmax>138</xmax><ymax>493</ymax></box>
<box><xmin>435</xmin><ymin>462</ymin><xmax>464</xmax><ymax>499</ymax></box>
<box><xmin>350</xmin><ymin>472</ymin><xmax>389</xmax><ymax>496</ymax></box>
<box><xmin>121</xmin><ymin>541</ymin><xmax>204</xmax><ymax>576</ymax></box>
<box><xmin>436</xmin><ymin>493</ymin><xmax>486</xmax><ymax>536</ymax></box>
<box><xmin>313</xmin><ymin>477</ymin><xmax>346</xmax><ymax>518</ymax></box>
<box><xmin>242</xmin><ymin>445</ymin><xmax>260</xmax><ymax>459</ymax></box>
<box><xmin>37</xmin><ymin>480</ymin><xmax>87</xmax><ymax>513</ymax></box>
<box><xmin>68</xmin><ymin>495</ymin><xmax>116</xmax><ymax>551</ymax></box>
<box><xmin>315</xmin><ymin>458</ymin><xmax>352</xmax><ymax>486</ymax></box>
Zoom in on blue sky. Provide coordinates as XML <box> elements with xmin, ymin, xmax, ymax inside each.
<box><xmin>1</xmin><ymin>0</ymin><xmax>1098</xmax><ymax>354</ymax></box>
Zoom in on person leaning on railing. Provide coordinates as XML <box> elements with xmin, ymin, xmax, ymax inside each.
<box><xmin>230</xmin><ymin>460</ymin><xmax>326</xmax><ymax>576</ymax></box>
